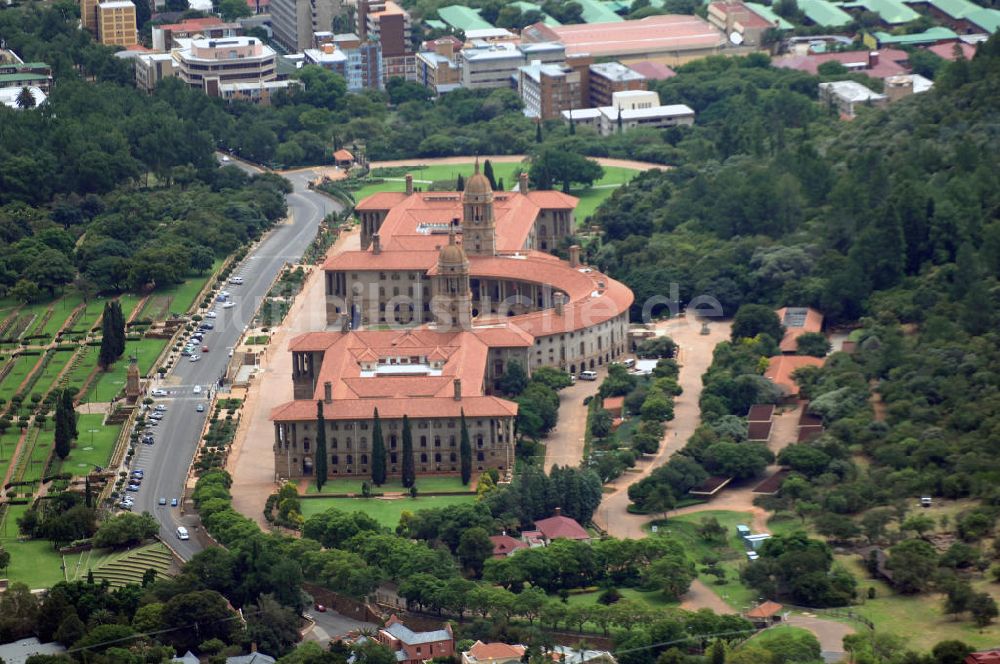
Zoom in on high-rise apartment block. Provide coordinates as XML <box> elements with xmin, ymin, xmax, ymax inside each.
<box><xmin>96</xmin><ymin>0</ymin><xmax>138</xmax><ymax>47</ymax></box>
<box><xmin>271</xmin><ymin>0</ymin><xmax>343</xmax><ymax>52</ymax></box>
<box><xmin>357</xmin><ymin>0</ymin><xmax>416</xmax><ymax>81</ymax></box>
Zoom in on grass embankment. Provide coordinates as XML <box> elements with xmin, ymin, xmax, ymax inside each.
<box><xmin>353</xmin><ymin>162</ymin><xmax>638</xmax><ymax>226</ymax></box>
<box><xmin>298</xmin><ymin>493</ymin><xmax>474</xmax><ymax>526</ymax></box>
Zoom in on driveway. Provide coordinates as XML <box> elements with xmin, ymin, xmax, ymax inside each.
<box><xmin>543</xmin><ymin>371</ymin><xmax>605</xmax><ymax>472</ymax></box>
<box><xmin>306</xmin><ymin>609</ymin><xmax>376</xmax><ymax>642</ymax></box>
<box><xmin>593</xmin><ymin>313</ymin><xmax>732</xmax><ymax>539</ymax></box>
<box><xmin>368</xmin><ymin>155</ymin><xmax>666</xmax><ymax>173</ymax></box>
<box><xmin>785</xmin><ymin>614</ymin><xmax>855</xmax><ymax>662</ymax></box>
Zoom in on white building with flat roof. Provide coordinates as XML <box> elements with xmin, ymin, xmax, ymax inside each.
<box><xmin>818</xmin><ymin>79</ymin><xmax>888</xmax><ymax>117</ymax></box>
<box><xmin>458</xmin><ymin>41</ymin><xmax>565</xmax><ymax>89</ymax></box>
<box><xmin>175</xmin><ymin>36</ymin><xmax>277</xmax><ymax>97</ymax></box>
<box><xmin>562</xmin><ymin>89</ymin><xmax>695</xmax><ymax>135</ymax></box>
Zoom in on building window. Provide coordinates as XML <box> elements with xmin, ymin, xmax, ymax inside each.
<box><xmin>420</xmin><ymin>436</ymin><xmax>427</xmax><ymax>448</ymax></box>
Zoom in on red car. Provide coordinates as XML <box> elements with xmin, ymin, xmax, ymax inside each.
<box><xmin>314</xmin><ymin>603</ymin><xmax>326</xmax><ymax>613</ymax></box>
<box><xmin>201</xmin><ymin>346</ymin><xmax>209</xmax><ymax>352</ymax></box>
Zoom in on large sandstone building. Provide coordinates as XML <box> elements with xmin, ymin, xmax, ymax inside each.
<box><xmin>271</xmin><ymin>163</ymin><xmax>633</xmax><ymax>481</ymax></box>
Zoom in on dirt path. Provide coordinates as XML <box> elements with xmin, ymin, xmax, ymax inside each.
<box><xmin>785</xmin><ymin>614</ymin><xmax>855</xmax><ymax>661</ymax></box>
<box><xmin>368</xmin><ymin>155</ymin><xmax>667</xmax><ymax>172</ymax></box>
<box><xmin>227</xmin><ymin>228</ymin><xmax>360</xmax><ymax>526</ymax></box>
<box><xmin>681</xmin><ymin>578</ymin><xmax>735</xmax><ymax>614</ymax></box>
<box><xmin>593</xmin><ymin>313</ymin><xmax>731</xmax><ymax>539</ymax></box>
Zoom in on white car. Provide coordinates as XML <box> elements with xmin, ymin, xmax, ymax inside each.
<box><xmin>190</xmin><ymin>354</ymin><xmax>201</xmax><ymax>362</ymax></box>
<box><xmin>205</xmin><ymin>311</ymin><xmax>217</xmax><ymax>318</ymax></box>
<box><xmin>222</xmin><ymin>301</ymin><xmax>235</xmax><ymax>309</ymax></box>
<box><xmin>151</xmin><ymin>389</ymin><xmax>168</xmax><ymax>397</ymax></box>
<box><xmin>220</xmin><ymin>290</ymin><xmax>231</xmax><ymax>298</ymax></box>
<box><xmin>193</xmin><ymin>385</ymin><xmax>203</xmax><ymax>394</ymax></box>
<box><xmin>221</xmin><ymin>156</ymin><xmax>230</xmax><ymax>163</ymax></box>
<box><xmin>229</xmin><ymin>277</ymin><xmax>244</xmax><ymax>285</ymax></box>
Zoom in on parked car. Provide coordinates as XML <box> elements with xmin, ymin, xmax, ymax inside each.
<box><xmin>314</xmin><ymin>603</ymin><xmax>326</xmax><ymax>613</ymax></box>
<box><xmin>221</xmin><ymin>156</ymin><xmax>230</xmax><ymax>163</ymax></box>
<box><xmin>149</xmin><ymin>412</ymin><xmax>163</xmax><ymax>420</ymax></box>
<box><xmin>230</xmin><ymin>277</ymin><xmax>244</xmax><ymax>285</ymax></box>
<box><xmin>223</xmin><ymin>301</ymin><xmax>236</xmax><ymax>309</ymax></box>
<box><xmin>158</xmin><ymin>497</ymin><xmax>167</xmax><ymax>505</ymax></box>
<box><xmin>193</xmin><ymin>386</ymin><xmax>202</xmax><ymax>394</ymax></box>
<box><xmin>196</xmin><ymin>404</ymin><xmax>205</xmax><ymax>413</ymax></box>
<box><xmin>181</xmin><ymin>348</ymin><xmax>192</xmax><ymax>356</ymax></box>
<box><xmin>189</xmin><ymin>355</ymin><xmax>201</xmax><ymax>362</ymax></box>
<box><xmin>201</xmin><ymin>346</ymin><xmax>209</xmax><ymax>353</ymax></box>
<box><xmin>205</xmin><ymin>311</ymin><xmax>217</xmax><ymax>318</ymax></box>
<box><xmin>154</xmin><ymin>404</ymin><xmax>166</xmax><ymax>412</ymax></box>
<box><xmin>127</xmin><ymin>484</ymin><xmax>140</xmax><ymax>492</ymax></box>
<box><xmin>202</xmin><ymin>322</ymin><xmax>214</xmax><ymax>330</ymax></box>
<box><xmin>151</xmin><ymin>389</ymin><xmax>168</xmax><ymax>397</ymax></box>
<box><xmin>171</xmin><ymin>498</ymin><xmax>178</xmax><ymax>507</ymax></box>
<box><xmin>132</xmin><ymin>470</ymin><xmax>144</xmax><ymax>478</ymax></box>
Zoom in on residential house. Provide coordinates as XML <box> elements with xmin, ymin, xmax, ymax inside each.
<box><xmin>819</xmin><ymin>79</ymin><xmax>889</xmax><ymax>117</ymax></box>
<box><xmin>489</xmin><ymin>534</ymin><xmax>528</xmax><ymax>558</ymax></box>
<box><xmin>462</xmin><ymin>642</ymin><xmax>526</xmax><ymax>664</ymax></box>
<box><xmin>525</xmin><ymin>508</ymin><xmax>591</xmax><ymax>544</ymax></box>
<box><xmin>764</xmin><ymin>355</ymin><xmax>825</xmax><ymax>398</ymax></box>
<box><xmin>376</xmin><ymin>616</ymin><xmax>455</xmax><ymax>664</ymax></box>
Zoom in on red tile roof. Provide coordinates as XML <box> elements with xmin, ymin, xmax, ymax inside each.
<box><xmin>534</xmin><ymin>514</ymin><xmax>590</xmax><ymax>540</ymax></box>
<box><xmin>522</xmin><ymin>15</ymin><xmax>726</xmax><ymax>58</ymax></box>
<box><xmin>775</xmin><ymin>306</ymin><xmax>824</xmax><ymax>353</ymax></box>
<box><xmin>747</xmin><ymin>404</ymin><xmax>774</xmax><ymax>421</ymax></box>
<box><xmin>467</xmin><ymin>642</ymin><xmax>526</xmax><ymax>661</ymax></box>
<box><xmin>626</xmin><ymin>60</ymin><xmax>677</xmax><ymax>80</ymax></box>
<box><xmin>927</xmin><ymin>41</ymin><xmax>976</xmax><ymax>60</ymax></box>
<box><xmin>764</xmin><ymin>355</ymin><xmax>824</xmax><ymax>396</ymax></box>
<box><xmin>488</xmin><ymin>536</ymin><xmax>528</xmax><ymax>558</ymax></box>
<box><xmin>772</xmin><ymin>49</ymin><xmax>910</xmax><ymax>79</ymax></box>
<box><xmin>747</xmin><ymin>600</ymin><xmax>783</xmax><ymax>618</ymax></box>
<box><xmin>967</xmin><ymin>651</ymin><xmax>1000</xmax><ymax>664</ymax></box>
<box><xmin>333</xmin><ymin>148</ymin><xmax>354</xmax><ymax>161</ymax></box>
<box><xmin>748</xmin><ymin>420</ymin><xmax>772</xmax><ymax>441</ymax></box>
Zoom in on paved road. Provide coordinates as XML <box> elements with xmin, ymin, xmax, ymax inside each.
<box><xmin>129</xmin><ymin>161</ymin><xmax>339</xmax><ymax>560</ymax></box>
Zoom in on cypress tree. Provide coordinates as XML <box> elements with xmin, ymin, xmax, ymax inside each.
<box><xmin>497</xmin><ymin>177</ymin><xmax>504</xmax><ymax>192</ymax></box>
<box><xmin>64</xmin><ymin>389</ymin><xmax>78</xmax><ymax>439</ymax></box>
<box><xmin>460</xmin><ymin>409</ymin><xmax>472</xmax><ymax>486</ymax></box>
<box><xmin>98</xmin><ymin>302</ymin><xmax>117</xmax><ymax>369</ymax></box>
<box><xmin>85</xmin><ymin>476</ymin><xmax>92</xmax><ymax>508</ymax></box>
<box><xmin>535</xmin><ymin>121</ymin><xmax>543</xmax><ymax>143</ymax></box>
<box><xmin>456</xmin><ymin>173</ymin><xmax>465</xmax><ymax>191</ymax></box>
<box><xmin>54</xmin><ymin>389</ymin><xmax>74</xmax><ymax>459</ymax></box>
<box><xmin>401</xmin><ymin>414</ymin><xmax>415</xmax><ymax>488</ymax></box>
<box><xmin>315</xmin><ymin>400</ymin><xmax>328</xmax><ymax>492</ymax></box>
<box><xmin>483</xmin><ymin>159</ymin><xmax>497</xmax><ymax>190</ymax></box>
<box><xmin>371</xmin><ymin>408</ymin><xmax>386</xmax><ymax>486</ymax></box>
<box><xmin>113</xmin><ymin>301</ymin><xmax>126</xmax><ymax>358</ymax></box>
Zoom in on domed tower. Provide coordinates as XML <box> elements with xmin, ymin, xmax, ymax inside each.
<box><xmin>461</xmin><ymin>158</ymin><xmax>496</xmax><ymax>256</ymax></box>
<box><xmin>432</xmin><ymin>225</ymin><xmax>473</xmax><ymax>330</ymax></box>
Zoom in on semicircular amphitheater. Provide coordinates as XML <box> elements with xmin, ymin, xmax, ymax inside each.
<box><xmin>270</xmin><ymin>161</ymin><xmax>633</xmax><ymax>483</ymax></box>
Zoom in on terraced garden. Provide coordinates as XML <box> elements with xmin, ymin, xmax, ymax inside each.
<box><xmin>88</xmin><ymin>542</ymin><xmax>175</xmax><ymax>587</ymax></box>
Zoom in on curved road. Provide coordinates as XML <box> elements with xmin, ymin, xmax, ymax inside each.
<box><xmin>129</xmin><ymin>161</ymin><xmax>339</xmax><ymax>560</ymax></box>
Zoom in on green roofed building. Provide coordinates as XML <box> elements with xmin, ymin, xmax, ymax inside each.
<box><xmin>576</xmin><ymin>0</ymin><xmax>624</xmax><ymax>22</ymax></box>
<box><xmin>509</xmin><ymin>1</ymin><xmax>562</xmax><ymax>24</ymax></box>
<box><xmin>425</xmin><ymin>18</ymin><xmax>447</xmax><ymax>30</ymax></box>
<box><xmin>797</xmin><ymin>0</ymin><xmax>854</xmax><ymax>26</ymax></box>
<box><xmin>746</xmin><ymin>2</ymin><xmax>795</xmax><ymax>29</ymax></box>
<box><xmin>870</xmin><ymin>25</ymin><xmax>957</xmax><ymax>44</ymax></box>
<box><xmin>437</xmin><ymin>5</ymin><xmax>494</xmax><ymax>31</ymax></box>
<box><xmin>965</xmin><ymin>6</ymin><xmax>1000</xmax><ymax>32</ymax></box>
<box><xmin>840</xmin><ymin>0</ymin><xmax>920</xmax><ymax>23</ymax></box>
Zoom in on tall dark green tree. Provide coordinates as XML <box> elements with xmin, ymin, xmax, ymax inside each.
<box><xmin>460</xmin><ymin>410</ymin><xmax>472</xmax><ymax>485</ymax></box>
<box><xmin>98</xmin><ymin>301</ymin><xmax>121</xmax><ymax>369</ymax></box>
<box><xmin>535</xmin><ymin>121</ymin><xmax>543</xmax><ymax>143</ymax></box>
<box><xmin>483</xmin><ymin>159</ymin><xmax>497</xmax><ymax>190</ymax></box>
<box><xmin>456</xmin><ymin>173</ymin><xmax>465</xmax><ymax>191</ymax></box>
<box><xmin>315</xmin><ymin>401</ymin><xmax>328</xmax><ymax>492</ymax></box>
<box><xmin>401</xmin><ymin>415</ymin><xmax>415</xmax><ymax>488</ymax></box>
<box><xmin>371</xmin><ymin>408</ymin><xmax>386</xmax><ymax>486</ymax></box>
<box><xmin>54</xmin><ymin>389</ymin><xmax>76</xmax><ymax>459</ymax></box>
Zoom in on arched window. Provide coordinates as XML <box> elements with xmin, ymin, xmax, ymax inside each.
<box><xmin>361</xmin><ymin>454</ymin><xmax>368</xmax><ymax>465</ymax></box>
<box><xmin>420</xmin><ymin>453</ymin><xmax>428</xmax><ymax>463</ymax></box>
<box><xmin>434</xmin><ymin>436</ymin><xmax>441</xmax><ymax>447</ymax></box>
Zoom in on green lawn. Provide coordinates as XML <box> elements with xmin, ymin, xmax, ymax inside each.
<box><xmin>299</xmin><ymin>494</ymin><xmax>475</xmax><ymax>527</ymax></box>
<box><xmin>139</xmin><ymin>261</ymin><xmax>222</xmax><ymax>321</ymax></box>
<box><xmin>836</xmin><ymin>553</ymin><xmax>1000</xmax><ymax>650</ymax></box>
<box><xmin>564</xmin><ymin>587</ymin><xmax>679</xmax><ymax>610</ymax></box>
<box><xmin>81</xmin><ymin>338</ymin><xmax>167</xmax><ymax>403</ymax></box>
<box><xmin>356</xmin><ymin>161</ymin><xmax>638</xmax><ymax>227</ymax></box>
<box><xmin>0</xmin><ymin>431</ymin><xmax>20</xmax><ymax>485</ymax></box>
<box><xmin>0</xmin><ymin>505</ymin><xmax>75</xmax><ymax>589</ymax></box>
<box><xmin>649</xmin><ymin>510</ymin><xmax>766</xmax><ymax>611</ymax></box>
<box><xmin>53</xmin><ymin>413</ymin><xmax>121</xmax><ymax>474</ymax></box>
<box><xmin>305</xmin><ymin>475</ymin><xmax>472</xmax><ymax>495</ymax></box>
<box><xmin>0</xmin><ymin>353</ymin><xmax>42</xmax><ymax>401</ymax></box>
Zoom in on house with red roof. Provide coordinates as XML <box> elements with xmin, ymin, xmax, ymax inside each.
<box><xmin>489</xmin><ymin>534</ymin><xmax>528</xmax><ymax>558</ymax></box>
<box><xmin>462</xmin><ymin>641</ymin><xmax>526</xmax><ymax>664</ymax></box>
<box><xmin>764</xmin><ymin>355</ymin><xmax>824</xmax><ymax>399</ymax></box>
<box><xmin>376</xmin><ymin>616</ymin><xmax>454</xmax><ymax>664</ymax></box>
<box><xmin>966</xmin><ymin>650</ymin><xmax>1000</xmax><ymax>664</ymax></box>
<box><xmin>773</xmin><ymin>48</ymin><xmax>911</xmax><ymax>79</ymax></box>
<box><xmin>527</xmin><ymin>508</ymin><xmax>591</xmax><ymax>544</ymax></box>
